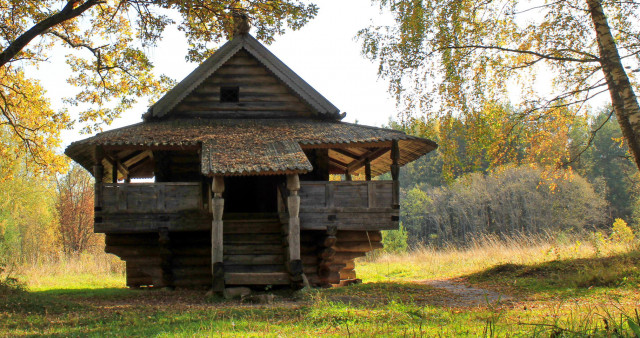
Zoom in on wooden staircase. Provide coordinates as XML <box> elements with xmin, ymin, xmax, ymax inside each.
<box><xmin>223</xmin><ymin>216</ymin><xmax>290</xmax><ymax>285</ymax></box>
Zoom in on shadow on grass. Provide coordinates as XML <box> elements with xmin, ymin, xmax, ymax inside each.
<box><xmin>465</xmin><ymin>249</ymin><xmax>640</xmax><ymax>296</ymax></box>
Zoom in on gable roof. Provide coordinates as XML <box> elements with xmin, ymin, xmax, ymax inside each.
<box><xmin>147</xmin><ymin>34</ymin><xmax>341</xmax><ymax>120</ymax></box>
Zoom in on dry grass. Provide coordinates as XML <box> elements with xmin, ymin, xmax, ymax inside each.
<box><xmin>357</xmin><ymin>231</ymin><xmax>638</xmax><ymax>282</ymax></box>
<box><xmin>16</xmin><ymin>251</ymin><xmax>125</xmax><ymax>290</ymax></box>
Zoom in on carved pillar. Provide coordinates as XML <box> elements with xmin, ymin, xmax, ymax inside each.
<box><xmin>391</xmin><ymin>140</ymin><xmax>400</xmax><ymax>209</ymax></box>
<box><xmin>286</xmin><ymin>174</ymin><xmax>303</xmax><ymax>285</ymax></box>
<box><xmin>211</xmin><ymin>175</ymin><xmax>225</xmax><ymax>293</ymax></box>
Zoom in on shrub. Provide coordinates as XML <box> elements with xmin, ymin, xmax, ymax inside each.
<box><xmin>611</xmin><ymin>218</ymin><xmax>635</xmax><ymax>244</ymax></box>
<box><xmin>382</xmin><ymin>224</ymin><xmax>409</xmax><ymax>254</ymax></box>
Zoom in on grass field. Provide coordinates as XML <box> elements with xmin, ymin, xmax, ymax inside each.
<box><xmin>2</xmin><ymin>234</ymin><xmax>639</xmax><ymax>337</ymax></box>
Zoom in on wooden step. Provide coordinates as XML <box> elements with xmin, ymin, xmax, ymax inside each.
<box><xmin>225</xmin><ymin>272</ymin><xmax>290</xmax><ymax>285</ymax></box>
<box><xmin>223</xmin><ymin>219</ymin><xmax>281</xmax><ymax>234</ymax></box>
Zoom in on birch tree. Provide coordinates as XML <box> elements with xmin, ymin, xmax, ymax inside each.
<box><xmin>359</xmin><ymin>0</ymin><xmax>640</xmax><ymax>170</ymax></box>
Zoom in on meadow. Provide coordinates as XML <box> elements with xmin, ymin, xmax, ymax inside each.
<box><xmin>2</xmin><ymin>232</ymin><xmax>639</xmax><ymax>337</ymax></box>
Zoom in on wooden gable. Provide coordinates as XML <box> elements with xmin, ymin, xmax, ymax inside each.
<box><xmin>170</xmin><ymin>50</ymin><xmax>315</xmax><ymax>119</ymax></box>
<box><xmin>146</xmin><ymin>34</ymin><xmax>341</xmax><ymax>120</ymax></box>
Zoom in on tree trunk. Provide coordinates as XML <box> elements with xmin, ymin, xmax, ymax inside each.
<box><xmin>587</xmin><ymin>0</ymin><xmax>640</xmax><ymax>170</ymax></box>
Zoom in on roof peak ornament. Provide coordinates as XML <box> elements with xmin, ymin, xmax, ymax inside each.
<box><xmin>232</xmin><ymin>10</ymin><xmax>251</xmax><ymax>38</ymax></box>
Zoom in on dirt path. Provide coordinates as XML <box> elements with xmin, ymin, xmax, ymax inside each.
<box><xmin>422</xmin><ymin>279</ymin><xmax>512</xmax><ymax>307</ymax></box>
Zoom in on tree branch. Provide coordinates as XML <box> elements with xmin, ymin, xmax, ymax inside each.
<box><xmin>443</xmin><ymin>45</ymin><xmax>599</xmax><ymax>63</ymax></box>
<box><xmin>0</xmin><ymin>0</ymin><xmax>104</xmax><ymax>68</ymax></box>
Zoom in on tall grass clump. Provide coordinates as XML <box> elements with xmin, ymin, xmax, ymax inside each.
<box><xmin>359</xmin><ymin>225</ymin><xmax>639</xmax><ymax>282</ymax></box>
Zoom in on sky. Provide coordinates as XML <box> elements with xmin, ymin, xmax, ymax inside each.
<box><xmin>38</xmin><ymin>0</ymin><xmax>398</xmax><ymax>149</ymax></box>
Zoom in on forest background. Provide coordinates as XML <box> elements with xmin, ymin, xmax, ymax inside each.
<box><xmin>1</xmin><ymin>0</ymin><xmax>639</xmax><ymax>268</ymax></box>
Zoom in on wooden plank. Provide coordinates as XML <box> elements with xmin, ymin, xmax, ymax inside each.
<box><xmin>224</xmin><ymin>254</ymin><xmax>284</xmax><ymax>265</ymax></box>
<box><xmin>224</xmin><ymin>272</ymin><xmax>290</xmax><ymax>285</ymax></box>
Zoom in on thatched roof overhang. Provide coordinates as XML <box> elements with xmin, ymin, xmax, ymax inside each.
<box><xmin>65</xmin><ymin>119</ymin><xmax>437</xmax><ymax>177</ymax></box>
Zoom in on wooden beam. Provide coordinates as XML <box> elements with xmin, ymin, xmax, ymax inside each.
<box><xmin>346</xmin><ymin>148</ymin><xmax>389</xmax><ymax>173</ymax></box>
<box><xmin>123</xmin><ymin>150</ymin><xmax>152</xmax><ymax>169</ymax></box>
<box><xmin>332</xmin><ymin>148</ymin><xmax>361</xmax><ymax>160</ymax></box>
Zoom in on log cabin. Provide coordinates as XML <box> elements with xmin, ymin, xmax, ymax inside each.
<box><xmin>65</xmin><ymin>28</ymin><xmax>437</xmax><ymax>290</ymax></box>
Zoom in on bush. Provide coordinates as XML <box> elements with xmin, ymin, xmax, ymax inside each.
<box><xmin>401</xmin><ymin>165</ymin><xmax>608</xmax><ymax>246</ymax></box>
<box><xmin>611</xmin><ymin>218</ymin><xmax>635</xmax><ymax>244</ymax></box>
<box><xmin>382</xmin><ymin>224</ymin><xmax>409</xmax><ymax>254</ymax></box>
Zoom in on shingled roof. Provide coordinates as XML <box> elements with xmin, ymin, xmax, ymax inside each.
<box><xmin>146</xmin><ymin>34</ymin><xmax>341</xmax><ymax>120</ymax></box>
<box><xmin>65</xmin><ymin>119</ymin><xmax>437</xmax><ymax>176</ymax></box>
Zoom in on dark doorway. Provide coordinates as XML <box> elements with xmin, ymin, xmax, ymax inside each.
<box><xmin>223</xmin><ymin>175</ymin><xmax>282</xmax><ymax>213</ymax></box>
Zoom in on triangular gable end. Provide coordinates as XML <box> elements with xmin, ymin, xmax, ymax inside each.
<box><xmin>147</xmin><ymin>34</ymin><xmax>341</xmax><ymax>120</ymax></box>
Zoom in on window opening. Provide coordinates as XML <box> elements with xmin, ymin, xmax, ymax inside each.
<box><xmin>220</xmin><ymin>86</ymin><xmax>239</xmax><ymax>102</ymax></box>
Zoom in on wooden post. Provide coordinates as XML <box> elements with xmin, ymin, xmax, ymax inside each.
<box><xmin>211</xmin><ymin>175</ymin><xmax>225</xmax><ymax>293</ymax></box>
<box><xmin>286</xmin><ymin>174</ymin><xmax>304</xmax><ymax>286</ymax></box>
<box><xmin>364</xmin><ymin>158</ymin><xmax>372</xmax><ymax>181</ymax></box>
<box><xmin>391</xmin><ymin>140</ymin><xmax>400</xmax><ymax>209</ymax></box>
<box><xmin>158</xmin><ymin>227</ymin><xmax>173</xmax><ymax>289</ymax></box>
<box><xmin>93</xmin><ymin>146</ymin><xmax>104</xmax><ymax>215</ymax></box>
<box><xmin>111</xmin><ymin>156</ymin><xmax>118</xmax><ymax>183</ymax></box>
<box><xmin>344</xmin><ymin>169</ymin><xmax>352</xmax><ymax>181</ymax></box>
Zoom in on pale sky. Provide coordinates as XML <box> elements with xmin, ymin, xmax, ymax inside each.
<box><xmin>40</xmin><ymin>0</ymin><xmax>397</xmax><ymax>149</ymax></box>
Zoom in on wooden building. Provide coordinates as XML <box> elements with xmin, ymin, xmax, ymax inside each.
<box><xmin>65</xmin><ymin>30</ymin><xmax>437</xmax><ymax>290</ymax></box>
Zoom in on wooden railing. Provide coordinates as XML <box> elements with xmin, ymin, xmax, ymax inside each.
<box><xmin>298</xmin><ymin>181</ymin><xmax>399</xmax><ymax>231</ymax></box>
<box><xmin>95</xmin><ymin>182</ymin><xmax>210</xmax><ymax>233</ymax></box>
<box><xmin>101</xmin><ymin>182</ymin><xmax>204</xmax><ymax>213</ymax></box>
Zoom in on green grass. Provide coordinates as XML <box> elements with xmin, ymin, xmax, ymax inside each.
<box><xmin>3</xmin><ymin>242</ymin><xmax>640</xmax><ymax>336</ymax></box>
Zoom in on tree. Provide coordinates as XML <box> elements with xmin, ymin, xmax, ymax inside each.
<box><xmin>359</xmin><ymin>0</ymin><xmax>640</xmax><ymax>171</ymax></box>
<box><xmin>0</xmin><ymin>1</ymin><xmax>318</xmax><ymax>173</ymax></box>
<box><xmin>55</xmin><ymin>163</ymin><xmax>96</xmax><ymax>254</ymax></box>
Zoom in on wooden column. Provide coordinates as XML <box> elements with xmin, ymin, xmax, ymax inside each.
<box><xmin>344</xmin><ymin>169</ymin><xmax>352</xmax><ymax>181</ymax></box>
<box><xmin>364</xmin><ymin>158</ymin><xmax>372</xmax><ymax>181</ymax></box>
<box><xmin>93</xmin><ymin>146</ymin><xmax>104</xmax><ymax>216</ymax></box>
<box><xmin>111</xmin><ymin>156</ymin><xmax>118</xmax><ymax>183</ymax></box>
<box><xmin>391</xmin><ymin>140</ymin><xmax>400</xmax><ymax>209</ymax></box>
<box><xmin>286</xmin><ymin>174</ymin><xmax>304</xmax><ymax>285</ymax></box>
<box><xmin>211</xmin><ymin>175</ymin><xmax>225</xmax><ymax>293</ymax></box>
<box><xmin>158</xmin><ymin>227</ymin><xmax>173</xmax><ymax>289</ymax></box>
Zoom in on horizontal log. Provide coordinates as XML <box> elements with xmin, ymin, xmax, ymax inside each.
<box><xmin>333</xmin><ymin>241</ymin><xmax>383</xmax><ymax>252</ymax></box>
<box><xmin>340</xmin><ymin>269</ymin><xmax>356</xmax><ymax>280</ymax></box>
<box><xmin>225</xmin><ymin>272</ymin><xmax>290</xmax><ymax>285</ymax></box>
<box><xmin>225</xmin><ymin>265</ymin><xmax>286</xmax><ymax>273</ymax></box>
<box><xmin>175</xmin><ymin>101</ymin><xmax>308</xmax><ymax>112</ymax></box>
<box><xmin>333</xmin><ymin>252</ymin><xmax>367</xmax><ymax>261</ymax></box>
<box><xmin>223</xmin><ymin>233</ymin><xmax>282</xmax><ymax>244</ymax></box>
<box><xmin>106</xmin><ymin>235</ymin><xmax>157</xmax><ymax>246</ymax></box>
<box><xmin>126</xmin><ymin>276</ymin><xmax>153</xmax><ymax>287</ymax></box>
<box><xmin>176</xmin><ymin>110</ymin><xmax>313</xmax><ymax>119</ymax></box>
<box><xmin>224</xmin><ymin>244</ymin><xmax>282</xmax><ymax>255</ymax></box>
<box><xmin>337</xmin><ymin>230</ymin><xmax>382</xmax><ymax>242</ymax></box>
<box><xmin>195</xmin><ymin>84</ymin><xmax>290</xmax><ymax>95</ymax></box>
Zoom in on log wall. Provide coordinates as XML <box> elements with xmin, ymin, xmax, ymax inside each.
<box><xmin>171</xmin><ymin>50</ymin><xmax>314</xmax><ymax>119</ymax></box>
